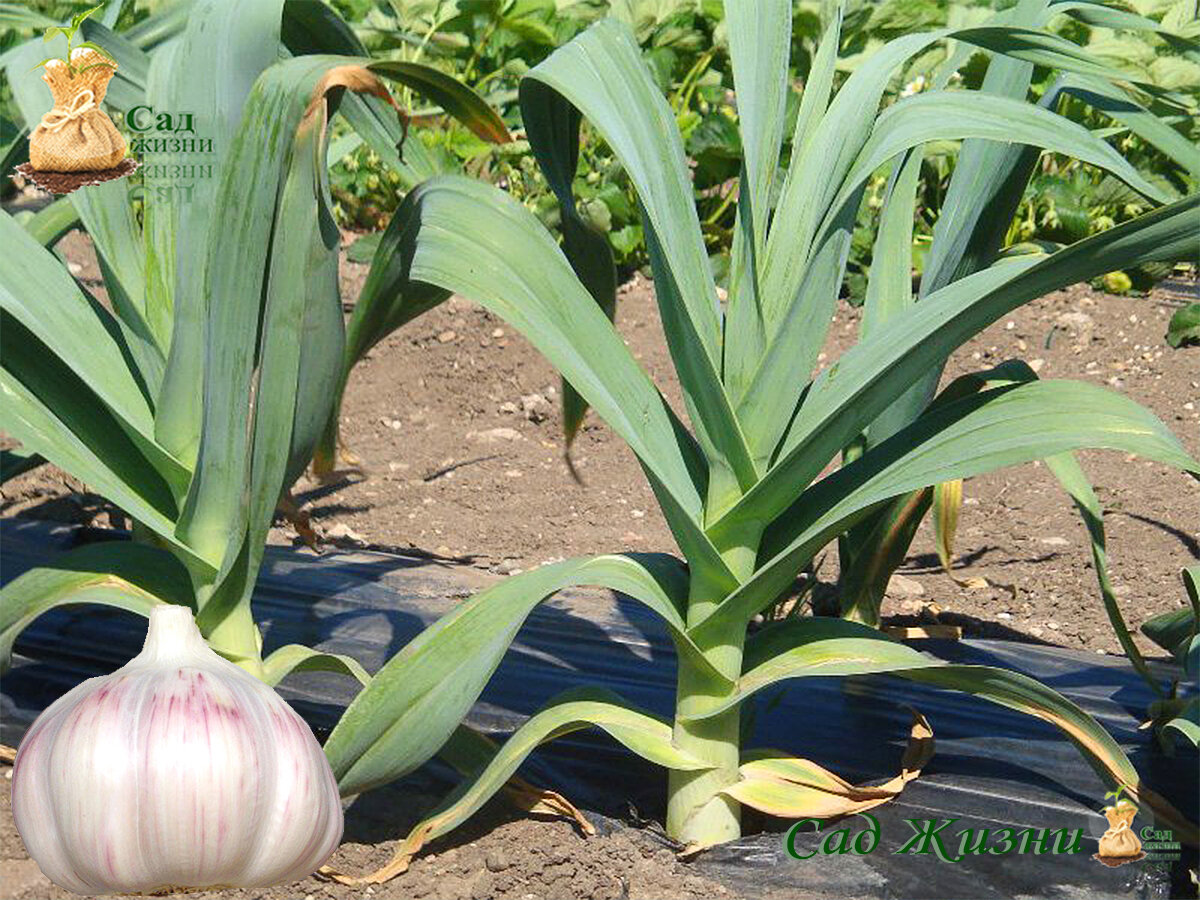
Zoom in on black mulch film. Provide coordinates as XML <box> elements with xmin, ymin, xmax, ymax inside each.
<box><xmin>2</xmin><ymin>519</ymin><xmax>1196</xmax><ymax>899</ymax></box>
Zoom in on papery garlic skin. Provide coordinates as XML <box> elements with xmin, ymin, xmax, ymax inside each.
<box><xmin>12</xmin><ymin>605</ymin><xmax>343</xmax><ymax>895</ymax></box>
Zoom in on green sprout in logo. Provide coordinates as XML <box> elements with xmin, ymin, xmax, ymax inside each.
<box><xmin>31</xmin><ymin>5</ymin><xmax>117</xmax><ymax>75</ymax></box>
<box><xmin>1104</xmin><ymin>785</ymin><xmax>1137</xmax><ymax>808</ymax></box>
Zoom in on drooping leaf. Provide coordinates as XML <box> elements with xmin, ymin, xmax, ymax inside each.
<box><xmin>0</xmin><ymin>540</ymin><xmax>194</xmax><ymax>670</ymax></box>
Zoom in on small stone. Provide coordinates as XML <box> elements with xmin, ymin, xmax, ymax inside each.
<box><xmin>1040</xmin><ymin>536</ymin><xmax>1069</xmax><ymax>547</ymax></box>
<box><xmin>1047</xmin><ymin>620</ymin><xmax>1060</xmax><ymax>630</ymax></box>
<box><xmin>887</xmin><ymin>573</ymin><xmax>925</xmax><ymax>597</ymax></box>
<box><xmin>1005</xmin><ymin>320</ymin><xmax>1016</xmax><ymax>330</ymax></box>
<box><xmin>520</xmin><ymin>392</ymin><xmax>552</xmax><ymax>422</ymax></box>
<box><xmin>1055</xmin><ymin>311</ymin><xmax>1094</xmax><ymax>333</ymax></box>
<box><xmin>1029</xmin><ymin>358</ymin><xmax>1045</xmax><ymax>373</ymax></box>
<box><xmin>485</xmin><ymin>849</ymin><xmax>511</xmax><ymax>871</ymax></box>
<box><xmin>437</xmin><ymin>329</ymin><xmax>457</xmax><ymax>343</ymax></box>
<box><xmin>499</xmin><ymin>401</ymin><xmax>518</xmax><ymax>414</ymax></box>
<box><xmin>326</xmin><ymin>522</ymin><xmax>366</xmax><ymax>544</ymax></box>
<box><xmin>469</xmin><ymin>427</ymin><xmax>522</xmax><ymax>444</ymax></box>
<box><xmin>1184</xmin><ymin>402</ymin><xmax>1195</xmax><ymax>411</ymax></box>
<box><xmin>492</xmin><ymin>327</ymin><xmax>505</xmax><ymax>338</ymax></box>
<box><xmin>631</xmin><ymin>509</ymin><xmax>645</xmax><ymax>519</ymax></box>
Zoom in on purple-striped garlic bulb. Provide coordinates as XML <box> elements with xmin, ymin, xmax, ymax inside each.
<box><xmin>11</xmin><ymin>604</ymin><xmax>343</xmax><ymax>895</ymax></box>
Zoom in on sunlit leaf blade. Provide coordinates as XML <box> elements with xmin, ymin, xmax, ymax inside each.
<box><xmin>523</xmin><ymin>22</ymin><xmax>760</xmax><ymax>498</ymax></box>
<box><xmin>330</xmin><ymin>687</ymin><xmax>710</xmax><ymax>883</ymax></box>
<box><xmin>523</xmin><ymin>19</ymin><xmax>719</xmax><ymax>364</ymax></box>
<box><xmin>325</xmin><ymin>553</ymin><xmax>710</xmax><ymax>797</ymax></box>
<box><xmin>384</xmin><ymin>175</ymin><xmax>722</xmax><ymax>569</ymax></box>
<box><xmin>518</xmin><ymin>69</ymin><xmax>617</xmax><ymax>453</ymax></box>
<box><xmin>701</xmin><ymin>378</ymin><xmax>1198</xmax><ymax>640</ymax></box>
<box><xmin>367</xmin><ymin>60</ymin><xmax>510</xmax><ymax>144</ymax></box>
<box><xmin>177</xmin><ymin>56</ymin><xmax>375</xmax><ymax>573</ymax></box>
<box><xmin>897</xmin><ymin>666</ymin><xmax>1198</xmax><ymax>842</ymax></box>
<box><xmin>0</xmin><ymin>541</ymin><xmax>194</xmax><ymax>670</ymax></box>
<box><xmin>152</xmin><ymin>0</ymin><xmax>288</xmax><ymax>468</ymax></box>
<box><xmin>262</xmin><ymin>644</ymin><xmax>370</xmax><ymax>687</ymax></box>
<box><xmin>0</xmin><ymin>213</ymin><xmax>160</xmax><ymax>447</ymax></box>
<box><xmin>1044</xmin><ymin>452</ymin><xmax>1163</xmax><ymax>695</ymax></box>
<box><xmin>1060</xmin><ymin>74</ymin><xmax>1200</xmax><ymax>179</ymax></box>
<box><xmin>833</xmin><ymin>91</ymin><xmax>1171</xmax><ymax>225</ymax></box>
<box><xmin>0</xmin><ymin>330</ymin><xmax>200</xmax><ymax>564</ymax></box>
<box><xmin>722</xmin><ymin>194</ymin><xmax>1200</xmax><ymax>536</ymax></box>
<box><xmin>726</xmin><ymin>0</ymin><xmax>789</xmax><ymax>266</ymax></box>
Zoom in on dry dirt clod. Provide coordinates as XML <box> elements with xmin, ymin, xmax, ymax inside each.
<box><xmin>887</xmin><ymin>573</ymin><xmax>926</xmax><ymax>598</ymax></box>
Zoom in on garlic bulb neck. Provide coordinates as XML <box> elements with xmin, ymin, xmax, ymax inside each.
<box><xmin>137</xmin><ymin>604</ymin><xmax>211</xmax><ymax>664</ymax></box>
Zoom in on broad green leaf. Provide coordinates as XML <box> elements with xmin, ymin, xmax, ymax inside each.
<box><xmin>0</xmin><ymin>541</ymin><xmax>194</xmax><ymax>670</ymax></box>
<box><xmin>860</xmin><ymin>149</ymin><xmax>923</xmax><ymax>342</ymax></box>
<box><xmin>700</xmin><ymin>378</ymin><xmax>1198</xmax><ymax>641</ymax></box>
<box><xmin>1061</xmin><ymin>74</ymin><xmax>1200</xmax><ymax>179</ymax></box>
<box><xmin>1167</xmin><ymin>303</ymin><xmax>1200</xmax><ymax>348</ymax></box>
<box><xmin>523</xmin><ymin>21</ymin><xmax>757</xmax><ymax>499</ymax></box>
<box><xmin>0</xmin><ymin>204</ymin><xmax>158</xmax><ymax>449</ymax></box>
<box><xmin>720</xmin><ymin>195</ymin><xmax>1200</xmax><ymax>537</ymax></box>
<box><xmin>324</xmin><ymin>553</ymin><xmax>708</xmax><ymax>797</ymax></box>
<box><xmin>832</xmin><ymin>91</ymin><xmax>1171</xmax><ymax>227</ymax></box>
<box><xmin>524</xmin><ymin>19</ymin><xmax>719</xmax><ymax>364</ymax></box>
<box><xmin>367</xmin><ymin>60</ymin><xmax>510</xmax><ymax>145</ymax></box>
<box><xmin>869</xmin><ymin>4</ymin><xmax>1050</xmax><ymax>449</ymax></box>
<box><xmin>517</xmin><ymin>64</ymin><xmax>616</xmax><ymax>452</ymax></box>
<box><xmin>724</xmin><ymin>6</ymin><xmax>841</xmax><ymax>400</ymax></box>
<box><xmin>333</xmin><ymin>687</ymin><xmax>709</xmax><ymax>883</ymax></box>
<box><xmin>386</xmin><ymin>175</ymin><xmax>734</xmax><ymax>584</ymax></box>
<box><xmin>726</xmin><ymin>0</ymin><xmax>789</xmax><ymax>265</ymax></box>
<box><xmin>262</xmin><ymin>644</ymin><xmax>370</xmax><ymax>687</ymax></box>
<box><xmin>0</xmin><ymin>363</ymin><xmax>185</xmax><ymax>553</ymax></box>
<box><xmin>153</xmin><ymin>0</ymin><xmax>288</xmax><ymax>467</ymax></box>
<box><xmin>1141</xmin><ymin>565</ymin><xmax>1200</xmax><ymax>665</ymax></box>
<box><xmin>176</xmin><ymin>54</ymin><xmax>355</xmax><ymax>572</ymax></box>
<box><xmin>22</xmin><ymin>197</ymin><xmax>79</xmax><ymax>247</ymax></box>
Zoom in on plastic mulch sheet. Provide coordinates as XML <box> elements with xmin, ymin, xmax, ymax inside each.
<box><xmin>2</xmin><ymin>519</ymin><xmax>1195</xmax><ymax>898</ymax></box>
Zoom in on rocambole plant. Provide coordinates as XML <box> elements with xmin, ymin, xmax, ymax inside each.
<box><xmin>310</xmin><ymin>0</ymin><xmax>1199</xmax><ymax>878</ymax></box>
<box><xmin>0</xmin><ymin>0</ymin><xmax>506</xmax><ymax>699</ymax></box>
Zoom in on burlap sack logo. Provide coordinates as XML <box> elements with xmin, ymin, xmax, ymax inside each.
<box><xmin>15</xmin><ymin>5</ymin><xmax>137</xmax><ymax>195</ymax></box>
<box><xmin>1093</xmin><ymin>786</ymin><xmax>1144</xmax><ymax>867</ymax></box>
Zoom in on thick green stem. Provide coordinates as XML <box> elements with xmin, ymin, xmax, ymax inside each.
<box><xmin>665</xmin><ymin>516</ymin><xmax>759</xmax><ymax>846</ymax></box>
<box><xmin>666</xmin><ymin>641</ymin><xmax>743</xmax><ymax>844</ymax></box>
<box><xmin>202</xmin><ymin>601</ymin><xmax>264</xmax><ymax>679</ymax></box>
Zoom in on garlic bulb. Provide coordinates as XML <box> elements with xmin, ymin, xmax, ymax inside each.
<box><xmin>12</xmin><ymin>605</ymin><xmax>343</xmax><ymax>895</ymax></box>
